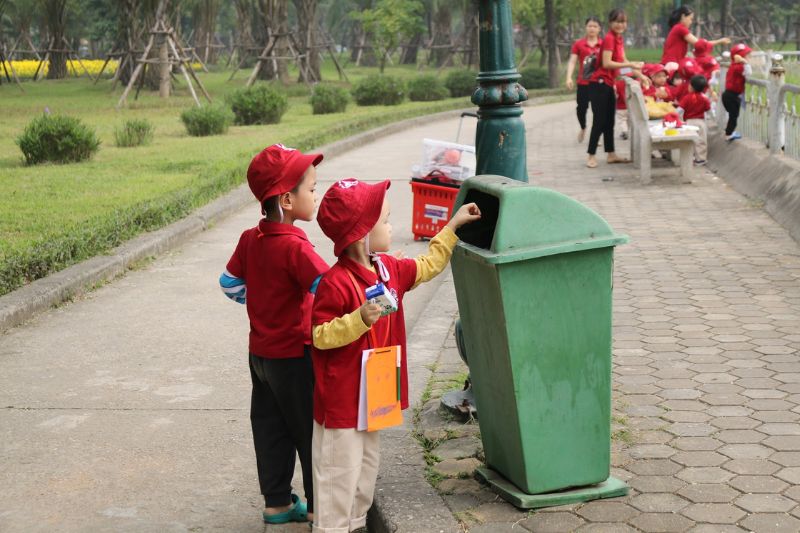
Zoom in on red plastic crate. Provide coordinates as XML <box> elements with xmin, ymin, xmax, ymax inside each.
<box><xmin>410</xmin><ymin>179</ymin><xmax>460</xmax><ymax>240</ymax></box>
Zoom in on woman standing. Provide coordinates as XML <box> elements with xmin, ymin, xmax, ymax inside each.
<box><xmin>586</xmin><ymin>8</ymin><xmax>649</xmax><ymax>168</ymax></box>
<box><xmin>662</xmin><ymin>6</ymin><xmax>730</xmax><ymax>65</ymax></box>
<box><xmin>565</xmin><ymin>17</ymin><xmax>602</xmax><ymax>143</ymax></box>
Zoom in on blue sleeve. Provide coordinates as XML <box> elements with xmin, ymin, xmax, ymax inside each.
<box><xmin>219</xmin><ymin>270</ymin><xmax>246</xmax><ymax>304</ymax></box>
<box><xmin>309</xmin><ymin>275</ymin><xmax>322</xmax><ymax>295</ymax></box>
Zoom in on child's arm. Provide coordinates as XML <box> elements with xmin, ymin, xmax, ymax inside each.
<box><xmin>312</xmin><ymin>307</ymin><xmax>376</xmax><ymax>350</ymax></box>
<box><xmin>413</xmin><ymin>203</ymin><xmax>481</xmax><ymax>288</ymax></box>
<box><xmin>219</xmin><ymin>270</ymin><xmax>246</xmax><ymax>304</ymax></box>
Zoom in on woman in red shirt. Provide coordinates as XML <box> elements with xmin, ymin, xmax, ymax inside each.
<box><xmin>565</xmin><ymin>16</ymin><xmax>602</xmax><ymax>143</ymax></box>
<box><xmin>586</xmin><ymin>8</ymin><xmax>649</xmax><ymax>169</ymax></box>
<box><xmin>661</xmin><ymin>6</ymin><xmax>729</xmax><ymax>65</ymax></box>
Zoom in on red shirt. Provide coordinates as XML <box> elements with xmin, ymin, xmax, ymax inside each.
<box><xmin>696</xmin><ymin>55</ymin><xmax>719</xmax><ymax>80</ymax></box>
<box><xmin>725</xmin><ymin>63</ymin><xmax>746</xmax><ymax>94</ymax></box>
<box><xmin>662</xmin><ymin>23</ymin><xmax>690</xmax><ymax>64</ymax></box>
<box><xmin>571</xmin><ymin>37</ymin><xmax>601</xmax><ymax>85</ymax></box>
<box><xmin>312</xmin><ymin>255</ymin><xmax>417</xmax><ymax>428</ymax></box>
<box><xmin>669</xmin><ymin>82</ymin><xmax>688</xmax><ymax>103</ymax></box>
<box><xmin>615</xmin><ymin>78</ymin><xmax>628</xmax><ymax>110</ymax></box>
<box><xmin>591</xmin><ymin>32</ymin><xmax>624</xmax><ymax>86</ymax></box>
<box><xmin>679</xmin><ymin>91</ymin><xmax>711</xmax><ymax>119</ymax></box>
<box><xmin>226</xmin><ymin>220</ymin><xmax>328</xmax><ymax>359</ymax></box>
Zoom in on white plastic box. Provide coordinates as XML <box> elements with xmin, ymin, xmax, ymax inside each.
<box><xmin>418</xmin><ymin>138</ymin><xmax>476</xmax><ymax>181</ymax></box>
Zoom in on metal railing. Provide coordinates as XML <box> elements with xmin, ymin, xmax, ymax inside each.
<box><xmin>718</xmin><ymin>55</ymin><xmax>800</xmax><ymax>159</ymax></box>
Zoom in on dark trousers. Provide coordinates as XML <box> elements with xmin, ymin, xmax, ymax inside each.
<box><xmin>576</xmin><ymin>84</ymin><xmax>591</xmax><ymax>130</ymax></box>
<box><xmin>722</xmin><ymin>90</ymin><xmax>742</xmax><ymax>136</ymax></box>
<box><xmin>249</xmin><ymin>347</ymin><xmax>314</xmax><ymax>512</ymax></box>
<box><xmin>588</xmin><ymin>81</ymin><xmax>616</xmax><ymax>155</ymax></box>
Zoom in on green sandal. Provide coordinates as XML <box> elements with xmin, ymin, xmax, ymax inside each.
<box><xmin>262</xmin><ymin>494</ymin><xmax>308</xmax><ymax>524</ymax></box>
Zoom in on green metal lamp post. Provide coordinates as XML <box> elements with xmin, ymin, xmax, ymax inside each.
<box><xmin>473</xmin><ymin>0</ymin><xmax>529</xmax><ymax>182</ymax></box>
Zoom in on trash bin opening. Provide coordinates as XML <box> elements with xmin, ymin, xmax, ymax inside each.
<box><xmin>456</xmin><ymin>190</ymin><xmax>499</xmax><ymax>249</ymax></box>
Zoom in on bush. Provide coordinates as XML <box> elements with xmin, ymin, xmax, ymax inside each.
<box><xmin>351</xmin><ymin>74</ymin><xmax>405</xmax><ymax>106</ymax></box>
<box><xmin>310</xmin><ymin>84</ymin><xmax>349</xmax><ymax>114</ymax></box>
<box><xmin>444</xmin><ymin>70</ymin><xmax>477</xmax><ymax>98</ymax></box>
<box><xmin>408</xmin><ymin>75</ymin><xmax>449</xmax><ymax>102</ymax></box>
<box><xmin>16</xmin><ymin>114</ymin><xmax>100</xmax><ymax>165</ymax></box>
<box><xmin>227</xmin><ymin>84</ymin><xmax>288</xmax><ymax>125</ymax></box>
<box><xmin>180</xmin><ymin>105</ymin><xmax>231</xmax><ymax>136</ymax></box>
<box><xmin>114</xmin><ymin>119</ymin><xmax>154</xmax><ymax>148</ymax></box>
<box><xmin>519</xmin><ymin>66</ymin><xmax>548</xmax><ymax>89</ymax></box>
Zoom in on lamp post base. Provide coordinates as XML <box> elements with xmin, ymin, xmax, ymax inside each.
<box><xmin>475</xmin><ymin>467</ymin><xmax>629</xmax><ymax>509</ymax></box>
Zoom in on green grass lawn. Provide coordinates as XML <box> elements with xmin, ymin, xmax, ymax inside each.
<box><xmin>0</xmin><ymin>64</ymin><xmax>484</xmax><ymax>295</ymax></box>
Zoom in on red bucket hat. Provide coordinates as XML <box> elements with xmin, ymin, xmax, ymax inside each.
<box><xmin>247</xmin><ymin>143</ymin><xmax>323</xmax><ymax>203</ymax></box>
<box><xmin>693</xmin><ymin>39</ymin><xmax>712</xmax><ymax>57</ymax></box>
<box><xmin>678</xmin><ymin>58</ymin><xmax>703</xmax><ymax>79</ymax></box>
<box><xmin>643</xmin><ymin>63</ymin><xmax>667</xmax><ymax>78</ymax></box>
<box><xmin>317</xmin><ymin>179</ymin><xmax>391</xmax><ymax>257</ymax></box>
<box><xmin>731</xmin><ymin>43</ymin><xmax>752</xmax><ymax>58</ymax></box>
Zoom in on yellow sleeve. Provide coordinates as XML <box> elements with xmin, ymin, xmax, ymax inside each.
<box><xmin>413</xmin><ymin>226</ymin><xmax>459</xmax><ymax>288</ymax></box>
<box><xmin>312</xmin><ymin>309</ymin><xmax>371</xmax><ymax>350</ymax></box>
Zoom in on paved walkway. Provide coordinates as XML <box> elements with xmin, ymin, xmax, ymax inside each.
<box><xmin>1</xmin><ymin>100</ymin><xmax>799</xmax><ymax>533</ymax></box>
<box><xmin>417</xmin><ymin>102</ymin><xmax>800</xmax><ymax>532</ymax></box>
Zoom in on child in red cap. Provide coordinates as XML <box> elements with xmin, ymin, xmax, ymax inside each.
<box><xmin>693</xmin><ymin>39</ymin><xmax>720</xmax><ymax>81</ymax></box>
<box><xmin>722</xmin><ymin>43</ymin><xmax>753</xmax><ymax>141</ymax></box>
<box><xmin>678</xmin><ymin>75</ymin><xmax>712</xmax><ymax>164</ymax></box>
<box><xmin>220</xmin><ymin>143</ymin><xmax>329</xmax><ymax>525</ymax></box>
<box><xmin>310</xmin><ymin>179</ymin><xmax>480</xmax><ymax>532</ymax></box>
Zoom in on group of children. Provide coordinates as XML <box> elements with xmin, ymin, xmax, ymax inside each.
<box><xmin>220</xmin><ymin>143</ymin><xmax>481</xmax><ymax>532</ymax></box>
<box><xmin>612</xmin><ymin>39</ymin><xmax>752</xmax><ymax>165</ymax></box>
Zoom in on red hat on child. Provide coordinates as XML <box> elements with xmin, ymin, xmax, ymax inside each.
<box><xmin>643</xmin><ymin>63</ymin><xmax>667</xmax><ymax>78</ymax></box>
<box><xmin>731</xmin><ymin>43</ymin><xmax>752</xmax><ymax>58</ymax></box>
<box><xmin>247</xmin><ymin>144</ymin><xmax>323</xmax><ymax>203</ymax></box>
<box><xmin>693</xmin><ymin>39</ymin><xmax>712</xmax><ymax>57</ymax></box>
<box><xmin>678</xmin><ymin>58</ymin><xmax>703</xmax><ymax>79</ymax></box>
<box><xmin>317</xmin><ymin>178</ymin><xmax>391</xmax><ymax>256</ymax></box>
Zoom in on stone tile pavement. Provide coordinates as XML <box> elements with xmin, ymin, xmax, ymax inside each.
<box><xmin>414</xmin><ymin>101</ymin><xmax>800</xmax><ymax>532</ymax></box>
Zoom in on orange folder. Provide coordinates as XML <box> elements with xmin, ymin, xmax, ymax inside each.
<box><xmin>365</xmin><ymin>346</ymin><xmax>403</xmax><ymax>432</ymax></box>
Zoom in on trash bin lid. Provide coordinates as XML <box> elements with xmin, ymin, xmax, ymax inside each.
<box><xmin>454</xmin><ymin>175</ymin><xmax>629</xmax><ymax>264</ymax></box>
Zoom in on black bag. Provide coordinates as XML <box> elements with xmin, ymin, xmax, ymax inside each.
<box><xmin>581</xmin><ymin>53</ymin><xmax>598</xmax><ymax>81</ymax></box>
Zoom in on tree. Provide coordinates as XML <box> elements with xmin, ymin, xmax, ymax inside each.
<box><xmin>292</xmin><ymin>0</ymin><xmax>321</xmax><ymax>81</ymax></box>
<box><xmin>353</xmin><ymin>0</ymin><xmax>423</xmax><ymax>72</ymax></box>
<box><xmin>544</xmin><ymin>0</ymin><xmax>557</xmax><ymax>88</ymax></box>
<box><xmin>43</xmin><ymin>0</ymin><xmax>68</xmax><ymax>79</ymax></box>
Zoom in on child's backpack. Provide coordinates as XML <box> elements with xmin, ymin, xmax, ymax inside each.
<box><xmin>581</xmin><ymin>53</ymin><xmax>598</xmax><ymax>81</ymax></box>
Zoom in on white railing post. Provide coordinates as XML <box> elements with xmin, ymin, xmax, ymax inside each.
<box><xmin>767</xmin><ymin>54</ymin><xmax>786</xmax><ymax>154</ymax></box>
<box><xmin>717</xmin><ymin>53</ymin><xmax>731</xmax><ymax>131</ymax></box>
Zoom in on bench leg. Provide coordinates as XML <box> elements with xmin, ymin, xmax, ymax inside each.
<box><xmin>679</xmin><ymin>144</ymin><xmax>693</xmax><ymax>181</ymax></box>
<box><xmin>641</xmin><ymin>141</ymin><xmax>652</xmax><ymax>184</ymax></box>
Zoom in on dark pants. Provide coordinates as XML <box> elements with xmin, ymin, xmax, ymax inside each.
<box><xmin>249</xmin><ymin>347</ymin><xmax>314</xmax><ymax>512</ymax></box>
<box><xmin>722</xmin><ymin>90</ymin><xmax>742</xmax><ymax>136</ymax></box>
<box><xmin>588</xmin><ymin>81</ymin><xmax>616</xmax><ymax>155</ymax></box>
<box><xmin>576</xmin><ymin>84</ymin><xmax>591</xmax><ymax>130</ymax></box>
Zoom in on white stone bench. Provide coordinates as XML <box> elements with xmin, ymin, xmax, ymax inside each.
<box><xmin>624</xmin><ymin>78</ymin><xmax>698</xmax><ymax>184</ymax></box>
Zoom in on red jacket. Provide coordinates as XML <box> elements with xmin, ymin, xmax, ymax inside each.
<box><xmin>227</xmin><ymin>220</ymin><xmax>328</xmax><ymax>359</ymax></box>
<box><xmin>312</xmin><ymin>255</ymin><xmax>417</xmax><ymax>428</ymax></box>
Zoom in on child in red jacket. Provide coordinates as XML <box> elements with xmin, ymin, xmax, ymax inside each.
<box><xmin>311</xmin><ymin>179</ymin><xmax>480</xmax><ymax>532</ymax></box>
<box><xmin>679</xmin><ymin>75</ymin><xmax>712</xmax><ymax>164</ymax></box>
<box><xmin>722</xmin><ymin>43</ymin><xmax>752</xmax><ymax>141</ymax></box>
<box><xmin>220</xmin><ymin>144</ymin><xmax>329</xmax><ymax>525</ymax></box>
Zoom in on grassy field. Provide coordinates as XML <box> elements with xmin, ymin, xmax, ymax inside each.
<box><xmin>0</xmin><ymin>63</ymin><xmax>486</xmax><ymax>295</ymax></box>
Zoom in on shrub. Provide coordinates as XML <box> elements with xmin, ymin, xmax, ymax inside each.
<box><xmin>227</xmin><ymin>84</ymin><xmax>288</xmax><ymax>125</ymax></box>
<box><xmin>519</xmin><ymin>66</ymin><xmax>548</xmax><ymax>89</ymax></box>
<box><xmin>114</xmin><ymin>119</ymin><xmax>154</xmax><ymax>147</ymax></box>
<box><xmin>16</xmin><ymin>114</ymin><xmax>100</xmax><ymax>165</ymax></box>
<box><xmin>180</xmin><ymin>105</ymin><xmax>231</xmax><ymax>136</ymax></box>
<box><xmin>444</xmin><ymin>70</ymin><xmax>477</xmax><ymax>98</ymax></box>
<box><xmin>408</xmin><ymin>75</ymin><xmax>449</xmax><ymax>102</ymax></box>
<box><xmin>351</xmin><ymin>74</ymin><xmax>405</xmax><ymax>106</ymax></box>
<box><xmin>310</xmin><ymin>84</ymin><xmax>349</xmax><ymax>114</ymax></box>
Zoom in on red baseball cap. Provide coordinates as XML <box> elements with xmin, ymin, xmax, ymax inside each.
<box><xmin>317</xmin><ymin>179</ymin><xmax>391</xmax><ymax>256</ymax></box>
<box><xmin>643</xmin><ymin>63</ymin><xmax>667</xmax><ymax>78</ymax></box>
<box><xmin>247</xmin><ymin>143</ymin><xmax>323</xmax><ymax>203</ymax></box>
<box><xmin>678</xmin><ymin>58</ymin><xmax>703</xmax><ymax>79</ymax></box>
<box><xmin>731</xmin><ymin>43</ymin><xmax>752</xmax><ymax>58</ymax></box>
<box><xmin>693</xmin><ymin>39</ymin><xmax>712</xmax><ymax>57</ymax></box>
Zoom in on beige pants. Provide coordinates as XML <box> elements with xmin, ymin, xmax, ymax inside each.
<box><xmin>687</xmin><ymin>118</ymin><xmax>707</xmax><ymax>161</ymax></box>
<box><xmin>615</xmin><ymin>109</ymin><xmax>629</xmax><ymax>137</ymax></box>
<box><xmin>312</xmin><ymin>422</ymin><xmax>380</xmax><ymax>533</ymax></box>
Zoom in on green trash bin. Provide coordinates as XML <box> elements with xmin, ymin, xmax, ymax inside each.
<box><xmin>451</xmin><ymin>175</ymin><xmax>630</xmax><ymax>508</ymax></box>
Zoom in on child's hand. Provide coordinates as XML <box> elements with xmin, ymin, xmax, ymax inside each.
<box><xmin>446</xmin><ymin>203</ymin><xmax>482</xmax><ymax>231</ymax></box>
<box><xmin>360</xmin><ymin>302</ymin><xmax>382</xmax><ymax>327</ymax></box>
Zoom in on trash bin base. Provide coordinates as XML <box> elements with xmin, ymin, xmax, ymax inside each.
<box><xmin>476</xmin><ymin>467</ymin><xmax>629</xmax><ymax>509</ymax></box>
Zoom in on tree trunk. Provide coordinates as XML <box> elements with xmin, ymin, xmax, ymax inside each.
<box><xmin>193</xmin><ymin>0</ymin><xmax>220</xmax><ymax>65</ymax></box>
<box><xmin>463</xmin><ymin>0</ymin><xmax>479</xmax><ymax>68</ymax></box>
<box><xmin>257</xmin><ymin>0</ymin><xmax>289</xmax><ymax>82</ymax></box>
<box><xmin>159</xmin><ymin>37</ymin><xmax>170</xmax><ymax>97</ymax></box>
<box><xmin>45</xmin><ymin>0</ymin><xmax>68</xmax><ymax>79</ymax></box>
<box><xmin>400</xmin><ymin>32</ymin><xmax>421</xmax><ymax>64</ymax></box>
<box><xmin>292</xmin><ymin>0</ymin><xmax>321</xmax><ymax>82</ymax></box>
<box><xmin>429</xmin><ymin>2</ymin><xmax>451</xmax><ymax>67</ymax></box>
<box><xmin>545</xmin><ymin>0</ymin><xmax>557</xmax><ymax>87</ymax></box>
<box><xmin>720</xmin><ymin>0</ymin><xmax>731</xmax><ymax>36</ymax></box>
